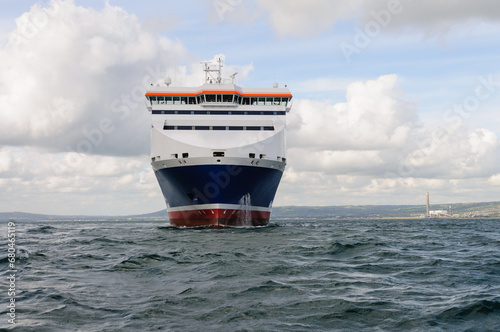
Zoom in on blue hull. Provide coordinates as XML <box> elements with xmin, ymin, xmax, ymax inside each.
<box><xmin>154</xmin><ymin>164</ymin><xmax>283</xmax><ymax>208</ymax></box>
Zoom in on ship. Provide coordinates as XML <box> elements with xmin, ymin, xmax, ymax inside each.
<box><xmin>145</xmin><ymin>58</ymin><xmax>292</xmax><ymax>227</ymax></box>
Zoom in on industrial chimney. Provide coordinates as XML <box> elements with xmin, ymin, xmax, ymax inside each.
<box><xmin>426</xmin><ymin>192</ymin><xmax>430</xmax><ymax>218</ymax></box>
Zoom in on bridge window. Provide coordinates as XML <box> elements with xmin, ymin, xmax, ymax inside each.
<box><xmin>205</xmin><ymin>94</ymin><xmax>216</xmax><ymax>102</ymax></box>
<box><xmin>163</xmin><ymin>125</ymin><xmax>274</xmax><ymax>131</ymax></box>
<box><xmin>153</xmin><ymin>110</ymin><xmax>286</xmax><ymax>115</ymax></box>
<box><xmin>150</xmin><ymin>94</ymin><xmax>290</xmax><ymax>106</ymax></box>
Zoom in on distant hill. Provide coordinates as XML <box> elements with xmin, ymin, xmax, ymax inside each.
<box><xmin>272</xmin><ymin>201</ymin><xmax>500</xmax><ymax>219</ymax></box>
<box><xmin>1</xmin><ymin>201</ymin><xmax>500</xmax><ymax>221</ymax></box>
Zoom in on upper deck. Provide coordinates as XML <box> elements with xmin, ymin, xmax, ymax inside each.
<box><xmin>145</xmin><ymin>58</ymin><xmax>291</xmax><ymax>165</ymax></box>
<box><xmin>145</xmin><ymin>57</ymin><xmax>292</xmax><ymax>111</ymax></box>
<box><xmin>145</xmin><ymin>83</ymin><xmax>292</xmax><ymax>111</ymax></box>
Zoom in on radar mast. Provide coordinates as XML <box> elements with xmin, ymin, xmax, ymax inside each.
<box><xmin>201</xmin><ymin>57</ymin><xmax>223</xmax><ymax>85</ymax></box>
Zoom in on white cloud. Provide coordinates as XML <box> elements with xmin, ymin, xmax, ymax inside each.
<box><xmin>254</xmin><ymin>0</ymin><xmax>500</xmax><ymax>38</ymax></box>
<box><xmin>277</xmin><ymin>168</ymin><xmax>500</xmax><ymax>207</ymax></box>
<box><xmin>396</xmin><ymin>126</ymin><xmax>499</xmax><ymax>179</ymax></box>
<box><xmin>489</xmin><ymin>174</ymin><xmax>500</xmax><ymax>186</ymax></box>
<box><xmin>0</xmin><ymin>146</ymin><xmax>161</xmax><ymax>215</ymax></box>
<box><xmin>256</xmin><ymin>0</ymin><xmax>362</xmax><ymax>37</ymax></box>
<box><xmin>0</xmin><ymin>0</ymin><xmax>190</xmax><ymax>156</ymax></box>
<box><xmin>0</xmin><ymin>2</ymin><xmax>254</xmax><ymax>157</ymax></box>
<box><xmin>288</xmin><ymin>74</ymin><xmax>417</xmax><ymax>152</ymax></box>
<box><xmin>361</xmin><ymin>0</ymin><xmax>500</xmax><ymax>34</ymax></box>
<box><xmin>0</xmin><ymin>148</ymin><xmax>11</xmax><ymax>172</ymax></box>
<box><xmin>279</xmin><ymin>74</ymin><xmax>500</xmax><ymax>206</ymax></box>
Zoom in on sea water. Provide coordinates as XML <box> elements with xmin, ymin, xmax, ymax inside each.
<box><xmin>1</xmin><ymin>218</ymin><xmax>499</xmax><ymax>331</ymax></box>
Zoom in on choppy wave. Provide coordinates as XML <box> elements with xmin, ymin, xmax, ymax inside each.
<box><xmin>26</xmin><ymin>225</ymin><xmax>57</xmax><ymax>234</ymax></box>
<box><xmin>1</xmin><ymin>218</ymin><xmax>499</xmax><ymax>331</ymax></box>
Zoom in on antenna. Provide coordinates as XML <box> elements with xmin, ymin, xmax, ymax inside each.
<box><xmin>201</xmin><ymin>57</ymin><xmax>223</xmax><ymax>84</ymax></box>
<box><xmin>230</xmin><ymin>72</ymin><xmax>238</xmax><ymax>83</ymax></box>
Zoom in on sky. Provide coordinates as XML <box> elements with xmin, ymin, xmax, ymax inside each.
<box><xmin>0</xmin><ymin>0</ymin><xmax>500</xmax><ymax>215</ymax></box>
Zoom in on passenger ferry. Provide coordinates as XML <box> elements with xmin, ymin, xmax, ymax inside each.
<box><xmin>145</xmin><ymin>58</ymin><xmax>292</xmax><ymax>227</ymax></box>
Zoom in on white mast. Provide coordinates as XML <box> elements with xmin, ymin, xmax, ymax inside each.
<box><xmin>201</xmin><ymin>57</ymin><xmax>223</xmax><ymax>85</ymax></box>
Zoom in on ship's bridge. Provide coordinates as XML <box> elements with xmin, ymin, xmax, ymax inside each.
<box><xmin>145</xmin><ymin>84</ymin><xmax>292</xmax><ymax>110</ymax></box>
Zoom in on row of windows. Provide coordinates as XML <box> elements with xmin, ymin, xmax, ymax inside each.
<box><xmin>158</xmin><ymin>152</ymin><xmax>286</xmax><ymax>162</ymax></box>
<box><xmin>152</xmin><ymin>110</ymin><xmax>286</xmax><ymax>115</ymax></box>
<box><xmin>149</xmin><ymin>95</ymin><xmax>290</xmax><ymax>106</ymax></box>
<box><xmin>163</xmin><ymin>125</ymin><xmax>275</xmax><ymax>131</ymax></box>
